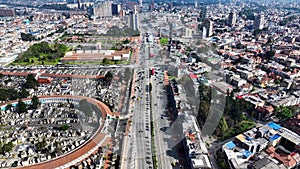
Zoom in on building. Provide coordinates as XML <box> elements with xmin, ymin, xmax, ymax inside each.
<box><xmin>185</xmin><ymin>27</ymin><xmax>193</xmax><ymax>37</ymax></box>
<box><xmin>66</xmin><ymin>0</ymin><xmax>76</xmax><ymax>4</ymax></box>
<box><xmin>77</xmin><ymin>0</ymin><xmax>81</xmax><ymax>9</ymax></box>
<box><xmin>227</xmin><ymin>12</ymin><xmax>237</xmax><ymax>27</ymax></box>
<box><xmin>93</xmin><ymin>0</ymin><xmax>112</xmax><ymax>18</ymax></box>
<box><xmin>181</xmin><ymin>112</ymin><xmax>212</xmax><ymax>169</ymax></box>
<box><xmin>111</xmin><ymin>3</ymin><xmax>121</xmax><ymax>16</ymax></box>
<box><xmin>139</xmin><ymin>0</ymin><xmax>142</xmax><ymax>7</ymax></box>
<box><xmin>128</xmin><ymin>6</ymin><xmax>139</xmax><ymax>31</ymax></box>
<box><xmin>203</xmin><ymin>19</ymin><xmax>213</xmax><ymax>37</ymax></box>
<box><xmin>150</xmin><ymin>0</ymin><xmax>155</xmax><ymax>11</ymax></box>
<box><xmin>253</xmin><ymin>14</ymin><xmax>265</xmax><ymax>30</ymax></box>
<box><xmin>202</xmin><ymin>27</ymin><xmax>207</xmax><ymax>39</ymax></box>
<box><xmin>223</xmin><ymin>122</ymin><xmax>300</xmax><ymax>169</ymax></box>
<box><xmin>37</xmin><ymin>77</ymin><xmax>53</xmax><ymax>84</ymax></box>
<box><xmin>62</xmin><ymin>49</ymin><xmax>131</xmax><ymax>63</ymax></box>
<box><xmin>0</xmin><ymin>5</ymin><xmax>15</xmax><ymax>17</ymax></box>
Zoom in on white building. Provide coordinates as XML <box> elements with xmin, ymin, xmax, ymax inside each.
<box><xmin>93</xmin><ymin>1</ymin><xmax>112</xmax><ymax>18</ymax></box>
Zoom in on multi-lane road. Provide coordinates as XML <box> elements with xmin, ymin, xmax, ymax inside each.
<box><xmin>121</xmin><ymin>19</ymin><xmax>153</xmax><ymax>169</ymax></box>
<box><xmin>130</xmin><ymin>42</ymin><xmax>153</xmax><ymax>169</ymax></box>
<box><xmin>121</xmin><ymin>12</ymin><xmax>179</xmax><ymax>169</ymax></box>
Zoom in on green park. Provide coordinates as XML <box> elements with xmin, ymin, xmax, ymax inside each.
<box><xmin>11</xmin><ymin>42</ymin><xmax>70</xmax><ymax>66</ymax></box>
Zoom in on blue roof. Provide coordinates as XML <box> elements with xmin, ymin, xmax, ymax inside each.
<box><xmin>242</xmin><ymin>150</ymin><xmax>253</xmax><ymax>158</ymax></box>
<box><xmin>268</xmin><ymin>122</ymin><xmax>282</xmax><ymax>130</ymax></box>
<box><xmin>30</xmin><ymin>31</ymin><xmax>39</xmax><ymax>35</ymax></box>
<box><xmin>270</xmin><ymin>134</ymin><xmax>281</xmax><ymax>141</ymax></box>
<box><xmin>246</xmin><ymin>137</ymin><xmax>252</xmax><ymax>141</ymax></box>
<box><xmin>226</xmin><ymin>141</ymin><xmax>236</xmax><ymax>149</ymax></box>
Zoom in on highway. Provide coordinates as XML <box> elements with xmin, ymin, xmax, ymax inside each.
<box><xmin>121</xmin><ymin>17</ymin><xmax>153</xmax><ymax>169</ymax></box>
<box><xmin>121</xmin><ymin>12</ymin><xmax>178</xmax><ymax>169</ymax></box>
<box><xmin>145</xmin><ymin>13</ymin><xmax>177</xmax><ymax>168</ymax></box>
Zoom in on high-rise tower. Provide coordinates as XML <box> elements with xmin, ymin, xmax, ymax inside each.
<box><xmin>253</xmin><ymin>14</ymin><xmax>264</xmax><ymax>30</ymax></box>
<box><xmin>77</xmin><ymin>0</ymin><xmax>81</xmax><ymax>9</ymax></box>
<box><xmin>227</xmin><ymin>12</ymin><xmax>237</xmax><ymax>27</ymax></box>
<box><xmin>203</xmin><ymin>19</ymin><xmax>213</xmax><ymax>37</ymax></box>
<box><xmin>128</xmin><ymin>5</ymin><xmax>139</xmax><ymax>31</ymax></box>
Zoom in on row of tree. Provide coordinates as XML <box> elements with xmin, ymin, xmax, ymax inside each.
<box><xmin>0</xmin><ymin>88</ymin><xmax>28</xmax><ymax>101</ymax></box>
<box><xmin>7</xmin><ymin>96</ymin><xmax>41</xmax><ymax>114</ymax></box>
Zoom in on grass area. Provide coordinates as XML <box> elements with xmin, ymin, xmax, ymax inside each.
<box><xmin>11</xmin><ymin>58</ymin><xmax>61</xmax><ymax>66</ymax></box>
<box><xmin>127</xmin><ymin>50</ymin><xmax>133</xmax><ymax>64</ymax></box>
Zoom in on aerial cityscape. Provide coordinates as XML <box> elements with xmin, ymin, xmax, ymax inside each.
<box><xmin>0</xmin><ymin>0</ymin><xmax>299</xmax><ymax>169</ymax></box>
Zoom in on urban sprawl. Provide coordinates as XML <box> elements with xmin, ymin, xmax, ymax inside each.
<box><xmin>0</xmin><ymin>0</ymin><xmax>299</xmax><ymax>169</ymax></box>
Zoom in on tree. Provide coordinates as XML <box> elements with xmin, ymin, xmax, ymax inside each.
<box><xmin>19</xmin><ymin>88</ymin><xmax>29</xmax><ymax>98</ymax></box>
<box><xmin>123</xmin><ymin>39</ymin><xmax>131</xmax><ymax>44</ymax></box>
<box><xmin>41</xmin><ymin>4</ymin><xmax>70</xmax><ymax>10</ymax></box>
<box><xmin>160</xmin><ymin>37</ymin><xmax>169</xmax><ymax>45</ymax></box>
<box><xmin>24</xmin><ymin>74</ymin><xmax>38</xmax><ymax>89</ymax></box>
<box><xmin>21</xmin><ymin>33</ymin><xmax>35</xmax><ymax>41</ymax></box>
<box><xmin>236</xmin><ymin>43</ymin><xmax>244</xmax><ymax>49</ymax></box>
<box><xmin>197</xmin><ymin>45</ymin><xmax>210</xmax><ymax>53</ymax></box>
<box><xmin>265</xmin><ymin>51</ymin><xmax>275</xmax><ymax>60</ymax></box>
<box><xmin>266</xmin><ymin>37</ymin><xmax>274</xmax><ymax>44</ymax></box>
<box><xmin>59</xmin><ymin>124</ymin><xmax>70</xmax><ymax>131</ymax></box>
<box><xmin>197</xmin><ymin>84</ymin><xmax>212</xmax><ymax>127</ymax></box>
<box><xmin>0</xmin><ymin>89</ymin><xmax>19</xmax><ymax>101</ymax></box>
<box><xmin>275</xmin><ymin>79</ymin><xmax>281</xmax><ymax>84</ymax></box>
<box><xmin>2</xmin><ymin>142</ymin><xmax>13</xmax><ymax>154</ymax></box>
<box><xmin>104</xmin><ymin>71</ymin><xmax>113</xmax><ymax>86</ymax></box>
<box><xmin>31</xmin><ymin>95</ymin><xmax>40</xmax><ymax>109</ymax></box>
<box><xmin>253</xmin><ymin>29</ymin><xmax>262</xmax><ymax>36</ymax></box>
<box><xmin>5</xmin><ymin>104</ymin><xmax>12</xmax><ymax>111</ymax></box>
<box><xmin>0</xmin><ymin>141</ymin><xmax>2</xmax><ymax>154</ymax></box>
<box><xmin>218</xmin><ymin>117</ymin><xmax>228</xmax><ymax>136</ymax></box>
<box><xmin>102</xmin><ymin>58</ymin><xmax>110</xmax><ymax>65</ymax></box>
<box><xmin>15</xmin><ymin>42</ymin><xmax>68</xmax><ymax>64</ymax></box>
<box><xmin>35</xmin><ymin>139</ymin><xmax>47</xmax><ymax>151</ymax></box>
<box><xmin>79</xmin><ymin>99</ymin><xmax>93</xmax><ymax>117</ymax></box>
<box><xmin>276</xmin><ymin>106</ymin><xmax>292</xmax><ymax>121</ymax></box>
<box><xmin>16</xmin><ymin>99</ymin><xmax>27</xmax><ymax>114</ymax></box>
